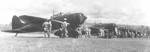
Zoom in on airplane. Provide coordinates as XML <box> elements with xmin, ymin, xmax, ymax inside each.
<box><xmin>1</xmin><ymin>15</ymin><xmax>47</xmax><ymax>37</ymax></box>
<box><xmin>1</xmin><ymin>13</ymin><xmax>87</xmax><ymax>38</ymax></box>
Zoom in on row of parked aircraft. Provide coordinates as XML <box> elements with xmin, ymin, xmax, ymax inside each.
<box><xmin>1</xmin><ymin>13</ymin><xmax>87</xmax><ymax>38</ymax></box>
<box><xmin>1</xmin><ymin>12</ymin><xmax>147</xmax><ymax>38</ymax></box>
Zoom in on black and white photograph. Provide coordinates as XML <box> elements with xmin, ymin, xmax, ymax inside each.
<box><xmin>0</xmin><ymin>0</ymin><xmax>150</xmax><ymax>52</ymax></box>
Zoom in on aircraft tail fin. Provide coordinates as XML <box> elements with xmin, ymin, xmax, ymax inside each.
<box><xmin>12</xmin><ymin>15</ymin><xmax>24</xmax><ymax>29</ymax></box>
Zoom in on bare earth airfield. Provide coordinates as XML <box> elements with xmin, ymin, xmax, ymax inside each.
<box><xmin>0</xmin><ymin>32</ymin><xmax>150</xmax><ymax>52</ymax></box>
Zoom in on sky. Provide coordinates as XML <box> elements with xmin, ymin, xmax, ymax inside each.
<box><xmin>0</xmin><ymin>0</ymin><xmax>150</xmax><ymax>26</ymax></box>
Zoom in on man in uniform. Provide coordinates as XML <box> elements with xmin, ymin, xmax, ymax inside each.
<box><xmin>114</xmin><ymin>27</ymin><xmax>119</xmax><ymax>38</ymax></box>
<box><xmin>42</xmin><ymin>20</ymin><xmax>51</xmax><ymax>38</ymax></box>
<box><xmin>84</xmin><ymin>25</ymin><xmax>91</xmax><ymax>38</ymax></box>
<box><xmin>76</xmin><ymin>25</ymin><xmax>84</xmax><ymax>38</ymax></box>
<box><xmin>61</xmin><ymin>18</ymin><xmax>69</xmax><ymax>38</ymax></box>
<box><xmin>99</xmin><ymin>28</ymin><xmax>105</xmax><ymax>38</ymax></box>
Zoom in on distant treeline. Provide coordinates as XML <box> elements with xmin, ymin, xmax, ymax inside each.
<box><xmin>0</xmin><ymin>24</ymin><xmax>11</xmax><ymax>31</ymax></box>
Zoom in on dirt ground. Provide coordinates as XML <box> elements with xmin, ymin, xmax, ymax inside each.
<box><xmin>0</xmin><ymin>32</ymin><xmax>150</xmax><ymax>52</ymax></box>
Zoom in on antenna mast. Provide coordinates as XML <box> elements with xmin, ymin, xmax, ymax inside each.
<box><xmin>52</xmin><ymin>9</ymin><xmax>55</xmax><ymax>16</ymax></box>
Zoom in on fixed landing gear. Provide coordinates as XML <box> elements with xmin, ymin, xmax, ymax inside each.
<box><xmin>15</xmin><ymin>33</ymin><xmax>18</xmax><ymax>37</ymax></box>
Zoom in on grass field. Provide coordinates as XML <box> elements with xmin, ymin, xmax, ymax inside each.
<box><xmin>0</xmin><ymin>32</ymin><xmax>150</xmax><ymax>52</ymax></box>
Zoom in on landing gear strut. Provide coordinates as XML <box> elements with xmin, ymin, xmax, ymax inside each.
<box><xmin>15</xmin><ymin>33</ymin><xmax>18</xmax><ymax>37</ymax></box>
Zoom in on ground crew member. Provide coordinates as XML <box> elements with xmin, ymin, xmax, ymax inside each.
<box><xmin>76</xmin><ymin>25</ymin><xmax>84</xmax><ymax>38</ymax></box>
<box><xmin>51</xmin><ymin>18</ymin><xmax>69</xmax><ymax>38</ymax></box>
<box><xmin>99</xmin><ymin>28</ymin><xmax>105</xmax><ymax>37</ymax></box>
<box><xmin>84</xmin><ymin>25</ymin><xmax>91</xmax><ymax>38</ymax></box>
<box><xmin>42</xmin><ymin>20</ymin><xmax>52</xmax><ymax>38</ymax></box>
<box><xmin>42</xmin><ymin>21</ymin><xmax>50</xmax><ymax>37</ymax></box>
<box><xmin>114</xmin><ymin>27</ymin><xmax>119</xmax><ymax>38</ymax></box>
<box><xmin>61</xmin><ymin>18</ymin><xmax>69</xmax><ymax>38</ymax></box>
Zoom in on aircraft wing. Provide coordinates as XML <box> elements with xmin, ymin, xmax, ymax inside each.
<box><xmin>2</xmin><ymin>24</ymin><xmax>42</xmax><ymax>33</ymax></box>
<box><xmin>53</xmin><ymin>13</ymin><xmax>87</xmax><ymax>25</ymax></box>
<box><xmin>2</xmin><ymin>24</ymin><xmax>31</xmax><ymax>33</ymax></box>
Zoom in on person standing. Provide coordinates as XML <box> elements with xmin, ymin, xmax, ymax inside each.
<box><xmin>76</xmin><ymin>26</ymin><xmax>83</xmax><ymax>37</ymax></box>
<box><xmin>42</xmin><ymin>20</ymin><xmax>50</xmax><ymax>38</ymax></box>
<box><xmin>61</xmin><ymin>18</ymin><xmax>69</xmax><ymax>38</ymax></box>
<box><xmin>84</xmin><ymin>25</ymin><xmax>91</xmax><ymax>38</ymax></box>
<box><xmin>99</xmin><ymin>28</ymin><xmax>105</xmax><ymax>38</ymax></box>
<box><xmin>42</xmin><ymin>18</ymin><xmax>53</xmax><ymax>38</ymax></box>
<box><xmin>51</xmin><ymin>18</ymin><xmax>69</xmax><ymax>38</ymax></box>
